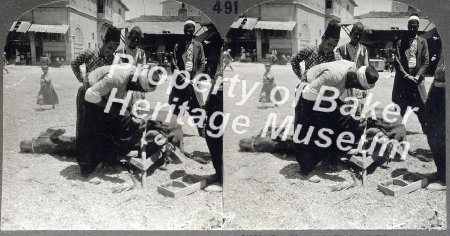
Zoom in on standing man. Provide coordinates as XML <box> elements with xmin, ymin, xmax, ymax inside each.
<box><xmin>337</xmin><ymin>22</ymin><xmax>368</xmax><ymax>68</ymax></box>
<box><xmin>169</xmin><ymin>20</ymin><xmax>206</xmax><ymax>134</ymax></box>
<box><xmin>337</xmin><ymin>22</ymin><xmax>369</xmax><ymax>115</ymax></box>
<box><xmin>197</xmin><ymin>22</ymin><xmax>224</xmax><ymax>191</ymax></box>
<box><xmin>117</xmin><ymin>26</ymin><xmax>147</xmax><ymax>65</ymax></box>
<box><xmin>291</xmin><ymin>19</ymin><xmax>343</xmax><ymax>82</ymax></box>
<box><xmin>392</xmin><ymin>14</ymin><xmax>429</xmax><ymax>132</ymax></box>
<box><xmin>170</xmin><ymin>20</ymin><xmax>222</xmax><ymax>191</ymax></box>
<box><xmin>116</xmin><ymin>26</ymin><xmax>147</xmax><ymax>110</ymax></box>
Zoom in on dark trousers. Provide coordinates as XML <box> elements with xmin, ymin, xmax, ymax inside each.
<box><xmin>76</xmin><ymin>86</ymin><xmax>141</xmax><ymax>174</ymax></box>
<box><xmin>425</xmin><ymin>85</ymin><xmax>446</xmax><ymax>182</ymax></box>
<box><xmin>397</xmin><ymin>98</ymin><xmax>427</xmax><ymax>133</ymax></box>
<box><xmin>294</xmin><ymin>97</ymin><xmax>337</xmax><ymax>175</ymax></box>
<box><xmin>205</xmin><ymin>90</ymin><xmax>223</xmax><ymax>182</ymax></box>
<box><xmin>168</xmin><ymin>72</ymin><xmax>204</xmax><ymax>133</ymax></box>
<box><xmin>168</xmin><ymin>72</ymin><xmax>223</xmax><ymax>181</ymax></box>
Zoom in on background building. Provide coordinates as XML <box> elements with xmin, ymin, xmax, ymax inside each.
<box><xmin>225</xmin><ymin>0</ymin><xmax>357</xmax><ymax>61</ymax></box>
<box><xmin>161</xmin><ymin>0</ymin><xmax>204</xmax><ymax>16</ymax></box>
<box><xmin>117</xmin><ymin>4</ymin><xmax>210</xmax><ymax>63</ymax></box>
<box><xmin>5</xmin><ymin>0</ymin><xmax>128</xmax><ymax>64</ymax></box>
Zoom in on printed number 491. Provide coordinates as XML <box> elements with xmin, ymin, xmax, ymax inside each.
<box><xmin>213</xmin><ymin>0</ymin><xmax>238</xmax><ymax>14</ymax></box>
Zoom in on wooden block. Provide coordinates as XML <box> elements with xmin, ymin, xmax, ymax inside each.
<box><xmin>130</xmin><ymin>149</ymin><xmax>164</xmax><ymax>171</ymax></box>
<box><xmin>169</xmin><ymin>147</ymin><xmax>185</xmax><ymax>164</ymax></box>
<box><xmin>350</xmin><ymin>155</ymin><xmax>374</xmax><ymax>169</ymax></box>
<box><xmin>377</xmin><ymin>173</ymin><xmax>428</xmax><ymax>196</ymax></box>
<box><xmin>157</xmin><ymin>176</ymin><xmax>206</xmax><ymax>198</ymax></box>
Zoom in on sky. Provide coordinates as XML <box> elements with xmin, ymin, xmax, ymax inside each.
<box><xmin>354</xmin><ymin>0</ymin><xmax>393</xmax><ymax>16</ymax></box>
<box><xmin>122</xmin><ymin>0</ymin><xmax>162</xmax><ymax>20</ymax></box>
<box><xmin>121</xmin><ymin>0</ymin><xmax>394</xmax><ymax>20</ymax></box>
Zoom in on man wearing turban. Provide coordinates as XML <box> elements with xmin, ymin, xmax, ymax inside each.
<box><xmin>294</xmin><ymin>60</ymin><xmax>379</xmax><ymax>183</ymax></box>
<box><xmin>392</xmin><ymin>14</ymin><xmax>429</xmax><ymax>133</ymax></box>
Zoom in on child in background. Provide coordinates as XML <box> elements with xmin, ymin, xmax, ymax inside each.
<box><xmin>37</xmin><ymin>64</ymin><xmax>59</xmax><ymax>109</ymax></box>
<box><xmin>258</xmin><ymin>62</ymin><xmax>282</xmax><ymax>108</ymax></box>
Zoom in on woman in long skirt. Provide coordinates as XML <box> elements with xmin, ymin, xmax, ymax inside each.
<box><xmin>36</xmin><ymin>65</ymin><xmax>59</xmax><ymax>109</ymax></box>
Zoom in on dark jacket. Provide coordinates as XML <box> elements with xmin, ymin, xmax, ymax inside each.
<box><xmin>393</xmin><ymin>35</ymin><xmax>429</xmax><ymax>103</ymax></box>
<box><xmin>171</xmin><ymin>39</ymin><xmax>206</xmax><ymax>77</ymax></box>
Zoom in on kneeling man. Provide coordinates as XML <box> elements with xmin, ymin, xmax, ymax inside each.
<box><xmin>79</xmin><ymin>64</ymin><xmax>158</xmax><ymax>176</ymax></box>
<box><xmin>294</xmin><ymin>60</ymin><xmax>379</xmax><ymax>182</ymax></box>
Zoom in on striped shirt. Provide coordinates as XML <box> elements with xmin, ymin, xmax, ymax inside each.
<box><xmin>291</xmin><ymin>45</ymin><xmax>342</xmax><ymax>81</ymax></box>
<box><xmin>71</xmin><ymin>49</ymin><xmax>115</xmax><ymax>86</ymax></box>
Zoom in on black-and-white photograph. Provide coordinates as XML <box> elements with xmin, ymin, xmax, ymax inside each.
<box><xmin>222</xmin><ymin>0</ymin><xmax>446</xmax><ymax>230</ymax></box>
<box><xmin>0</xmin><ymin>0</ymin><xmax>447</xmax><ymax>232</ymax></box>
<box><xmin>1</xmin><ymin>0</ymin><xmax>223</xmax><ymax>230</ymax></box>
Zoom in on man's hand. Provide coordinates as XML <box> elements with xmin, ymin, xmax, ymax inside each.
<box><xmin>406</xmin><ymin>75</ymin><xmax>419</xmax><ymax>84</ymax></box>
<box><xmin>132</xmin><ymin>116</ymin><xmax>147</xmax><ymax>132</ymax></box>
<box><xmin>357</xmin><ymin>117</ymin><xmax>367</xmax><ymax>130</ymax></box>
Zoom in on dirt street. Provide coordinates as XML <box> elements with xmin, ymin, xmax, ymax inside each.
<box><xmin>222</xmin><ymin>62</ymin><xmax>446</xmax><ymax>230</ymax></box>
<box><xmin>0</xmin><ymin>63</ymin><xmax>446</xmax><ymax>230</ymax></box>
<box><xmin>1</xmin><ymin>65</ymin><xmax>222</xmax><ymax>230</ymax></box>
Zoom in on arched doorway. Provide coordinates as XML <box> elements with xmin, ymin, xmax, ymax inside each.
<box><xmin>299</xmin><ymin>24</ymin><xmax>310</xmax><ymax>50</ymax></box>
<box><xmin>73</xmin><ymin>27</ymin><xmax>84</xmax><ymax>58</ymax></box>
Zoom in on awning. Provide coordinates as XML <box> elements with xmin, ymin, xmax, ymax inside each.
<box><xmin>254</xmin><ymin>21</ymin><xmax>296</xmax><ymax>31</ymax></box>
<box><xmin>230</xmin><ymin>17</ymin><xmax>258</xmax><ymax>30</ymax></box>
<box><xmin>341</xmin><ymin>18</ymin><xmax>435</xmax><ymax>31</ymax></box>
<box><xmin>119</xmin><ymin>21</ymin><xmax>205</xmax><ymax>35</ymax></box>
<box><xmin>28</xmin><ymin>24</ymin><xmax>69</xmax><ymax>34</ymax></box>
<box><xmin>9</xmin><ymin>21</ymin><xmax>32</xmax><ymax>33</ymax></box>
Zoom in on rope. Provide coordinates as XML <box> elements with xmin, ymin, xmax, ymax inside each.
<box><xmin>30</xmin><ymin>125</ymin><xmax>75</xmax><ymax>153</ymax></box>
<box><xmin>251</xmin><ymin>137</ymin><xmax>257</xmax><ymax>152</ymax></box>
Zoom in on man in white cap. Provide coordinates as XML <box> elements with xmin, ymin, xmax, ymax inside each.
<box><xmin>294</xmin><ymin>60</ymin><xmax>379</xmax><ymax>183</ymax></box>
<box><xmin>170</xmin><ymin>20</ymin><xmax>224</xmax><ymax>191</ymax></box>
<box><xmin>169</xmin><ymin>19</ymin><xmax>206</xmax><ymax>132</ymax></box>
<box><xmin>392</xmin><ymin>13</ymin><xmax>429</xmax><ymax>133</ymax></box>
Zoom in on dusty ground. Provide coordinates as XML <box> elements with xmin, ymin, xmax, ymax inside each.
<box><xmin>0</xmin><ymin>62</ymin><xmax>446</xmax><ymax>230</ymax></box>
<box><xmin>222</xmin><ymin>62</ymin><xmax>446</xmax><ymax>230</ymax></box>
<box><xmin>1</xmin><ymin>65</ymin><xmax>222</xmax><ymax>230</ymax></box>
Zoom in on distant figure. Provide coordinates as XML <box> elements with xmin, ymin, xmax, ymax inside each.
<box><xmin>252</xmin><ymin>48</ymin><xmax>257</xmax><ymax>62</ymax></box>
<box><xmin>259</xmin><ymin>62</ymin><xmax>282</xmax><ymax>106</ymax></box>
<box><xmin>223</xmin><ymin>49</ymin><xmax>233</xmax><ymax>71</ymax></box>
<box><xmin>36</xmin><ymin>64</ymin><xmax>59</xmax><ymax>109</ymax></box>
<box><xmin>15</xmin><ymin>49</ymin><xmax>20</xmax><ymax>64</ymax></box>
<box><xmin>26</xmin><ymin>52</ymin><xmax>31</xmax><ymax>65</ymax></box>
<box><xmin>240</xmin><ymin>47</ymin><xmax>246</xmax><ymax>62</ymax></box>
<box><xmin>270</xmin><ymin>47</ymin><xmax>278</xmax><ymax>63</ymax></box>
<box><xmin>3</xmin><ymin>52</ymin><xmax>8</xmax><ymax>74</ymax></box>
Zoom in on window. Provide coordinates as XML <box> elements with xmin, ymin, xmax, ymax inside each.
<box><xmin>119</xmin><ymin>8</ymin><xmax>121</xmax><ymax>15</ymax></box>
<box><xmin>326</xmin><ymin>0</ymin><xmax>332</xmax><ymax>9</ymax></box>
<box><xmin>88</xmin><ymin>42</ymin><xmax>91</xmax><ymax>49</ymax></box>
<box><xmin>97</xmin><ymin>0</ymin><xmax>105</xmax><ymax>13</ymax></box>
<box><xmin>347</xmin><ymin>4</ymin><xmax>349</xmax><ymax>11</ymax></box>
<box><xmin>166</xmin><ymin>10</ymin><xmax>172</xmax><ymax>16</ymax></box>
<box><xmin>92</xmin><ymin>33</ymin><xmax>95</xmax><ymax>40</ymax></box>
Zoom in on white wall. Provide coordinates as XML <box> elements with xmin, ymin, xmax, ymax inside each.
<box><xmin>354</xmin><ymin>0</ymin><xmax>393</xmax><ymax>16</ymax></box>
